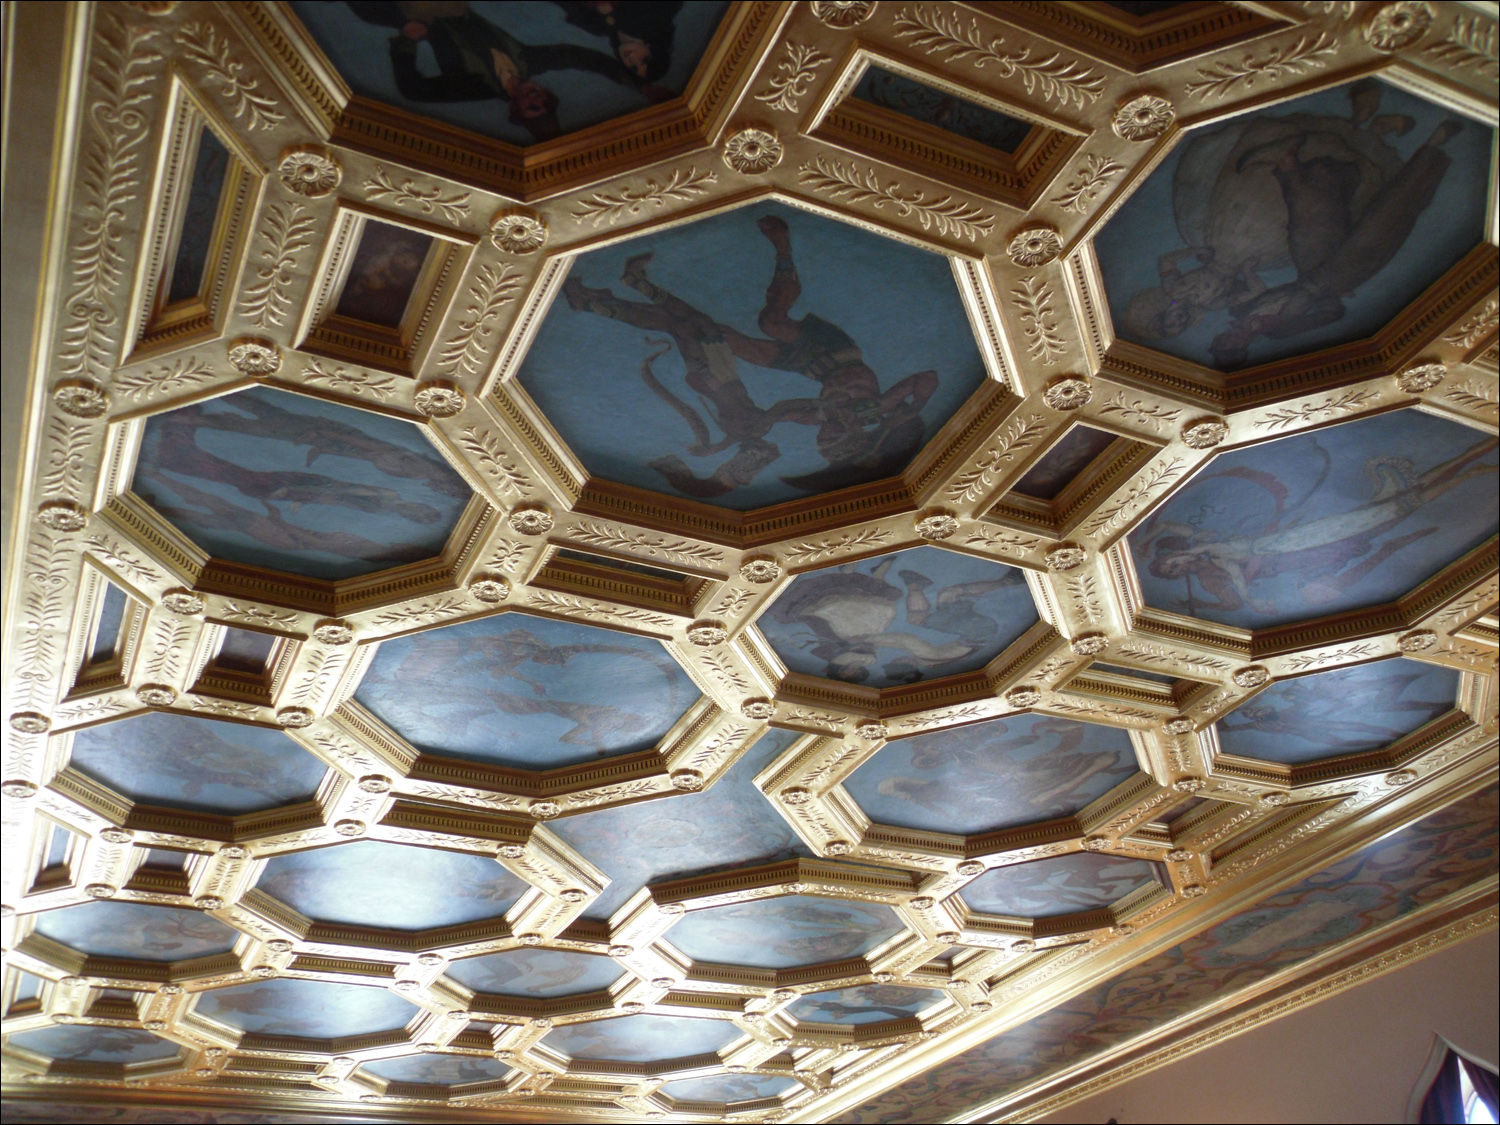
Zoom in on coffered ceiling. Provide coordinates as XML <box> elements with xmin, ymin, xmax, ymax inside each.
<box><xmin>1</xmin><ymin>2</ymin><xmax>1496</xmax><ymax>1123</ymax></box>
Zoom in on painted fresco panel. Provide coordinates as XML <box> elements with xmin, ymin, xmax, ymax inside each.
<box><xmin>760</xmin><ymin>547</ymin><xmax>1036</xmax><ymax>688</ymax></box>
<box><xmin>844</xmin><ymin>784</ymin><xmax>1500</xmax><ymax>1123</ymax></box>
<box><xmin>32</xmin><ymin>902</ymin><xmax>239</xmax><ymax>962</ymax></box>
<box><xmin>133</xmin><ymin>386</ymin><xmax>472</xmax><ymax>580</ymax></box>
<box><xmin>665</xmin><ymin>896</ymin><xmax>904</xmax><ymax>970</ymax></box>
<box><xmin>851</xmin><ymin>67</ymin><xmax>1033</xmax><ymax>154</ymax></box>
<box><xmin>194</xmin><ymin>978</ymin><xmax>418</xmax><ymax>1039</ymax></box>
<box><xmin>845</xmin><ymin>714</ymin><xmax>1141</xmax><ymax>837</ymax></box>
<box><xmin>66</xmin><ymin>713</ymin><xmax>327</xmax><ymax>815</ymax></box>
<box><xmin>333</xmin><ymin>221</ymin><xmax>433</xmax><ymax>327</ymax></box>
<box><xmin>789</xmin><ymin>984</ymin><xmax>946</xmax><ymax>1026</ymax></box>
<box><xmin>288</xmin><ymin>2</ymin><xmax>730</xmax><ymax>146</ymax></box>
<box><xmin>961</xmin><ymin>853</ymin><xmax>1161</xmax><ymax>918</ymax></box>
<box><xmin>521</xmin><ymin>202</ymin><xmax>987</xmax><ymax>510</ymax></box>
<box><xmin>445</xmin><ymin>949</ymin><xmax>624</xmax><ymax>998</ymax></box>
<box><xmin>549</xmin><ymin>727</ymin><xmax>810</xmax><ymax>921</ymax></box>
<box><xmin>355</xmin><ymin>612</ymin><xmax>696</xmax><ymax>770</ymax></box>
<box><xmin>7</xmin><ymin>1026</ymin><xmax>179</xmax><ymax>1064</ymax></box>
<box><xmin>166</xmin><ymin>127</ymin><xmax>229</xmax><ymax>305</ymax></box>
<box><xmin>1097</xmin><ymin>79</ymin><xmax>1493</xmax><ymax>370</ymax></box>
<box><xmin>1216</xmin><ymin>657</ymin><xmax>1459</xmax><ymax>764</ymax></box>
<box><xmin>361</xmin><ymin>1054</ymin><xmax>515</xmax><ymax>1086</ymax></box>
<box><xmin>1011</xmin><ymin>426</ymin><xmax>1118</xmax><ymax>500</ymax></box>
<box><xmin>256</xmin><ymin>840</ymin><xmax>528</xmax><ymax>930</ymax></box>
<box><xmin>1130</xmin><ymin>410</ymin><xmax>1498</xmax><ymax>629</ymax></box>
<box><xmin>660</xmin><ymin>1073</ymin><xmax>801</xmax><ymax>1103</ymax></box>
<box><xmin>542</xmin><ymin>1013</ymin><xmax>741</xmax><ymax>1063</ymax></box>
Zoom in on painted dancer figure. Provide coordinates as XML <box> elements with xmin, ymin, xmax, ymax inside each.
<box><xmin>561</xmin><ymin>214</ymin><xmax>938</xmax><ymax>499</ymax></box>
<box><xmin>1139</xmin><ymin>435</ymin><xmax>1497</xmax><ymax>617</ymax></box>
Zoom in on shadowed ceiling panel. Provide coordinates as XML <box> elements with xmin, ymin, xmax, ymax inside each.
<box><xmin>193</xmin><ymin>979</ymin><xmax>419</xmax><ymax>1039</ymax></box>
<box><xmin>845</xmin><ymin>714</ymin><xmax>1142</xmax><ymax>836</ymax></box>
<box><xmin>355</xmin><ymin>612</ymin><xmax>698</xmax><ymax>769</ymax></box>
<box><xmin>360</xmin><ymin>1054</ymin><xmax>515</xmax><ymax>1086</ymax></box>
<box><xmin>665</xmin><ymin>896</ymin><xmax>905</xmax><ymax>969</ymax></box>
<box><xmin>255</xmin><ymin>840</ymin><xmax>529</xmax><ymax>930</ymax></box>
<box><xmin>32</xmin><ymin>902</ymin><xmax>240</xmax><ymax>962</ymax></box>
<box><xmin>6</xmin><ymin>1026</ymin><xmax>180</xmax><ymax>1065</ymax></box>
<box><xmin>961</xmin><ymin>853</ymin><xmax>1163</xmax><ymax>918</ymax></box>
<box><xmin>1130</xmin><ymin>410</ymin><xmax>1498</xmax><ymax>629</ymax></box>
<box><xmin>1097</xmin><ymin>78</ymin><xmax>1493</xmax><ymax>371</ymax></box>
<box><xmin>541</xmin><ymin>1014</ymin><xmax>742</xmax><ymax>1063</ymax></box>
<box><xmin>65</xmin><ymin>713</ymin><xmax>328</xmax><ymax>814</ymax></box>
<box><xmin>132</xmin><ymin>386</ymin><xmax>473</xmax><ymax>580</ymax></box>
<box><xmin>659</xmin><ymin>1073</ymin><xmax>802</xmax><ymax>1103</ymax></box>
<box><xmin>788</xmin><ymin>983</ymin><xmax>947</xmax><ymax>1025</ymax></box>
<box><xmin>522</xmin><ymin>201</ymin><xmax>987</xmax><ymax>510</ymax></box>
<box><xmin>759</xmin><ymin>545</ymin><xmax>1038</xmax><ymax>687</ymax></box>
<box><xmin>445</xmin><ymin>948</ymin><xmax>625</xmax><ymax>998</ymax></box>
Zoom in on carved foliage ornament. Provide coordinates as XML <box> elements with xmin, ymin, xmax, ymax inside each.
<box><xmin>915</xmin><ymin>510</ymin><xmax>959</xmax><ymax>540</ymax></box>
<box><xmin>491</xmin><ymin>209</ymin><xmax>547</xmax><ymax>254</ymax></box>
<box><xmin>509</xmin><ymin>506</ymin><xmax>553</xmax><ymax>536</ymax></box>
<box><xmin>53</xmin><ymin>380</ymin><xmax>110</xmax><ymax>418</ymax></box>
<box><xmin>1046</xmin><ymin>544</ymin><xmax>1086</xmax><ymax>571</ymax></box>
<box><xmin>1182</xmin><ymin>418</ymin><xmax>1229</xmax><ymax>449</ymax></box>
<box><xmin>741</xmin><ymin>556</ymin><xmax>782</xmax><ymax>583</ymax></box>
<box><xmin>1397</xmin><ymin>362</ymin><xmax>1446</xmax><ymax>393</ymax></box>
<box><xmin>37</xmin><ymin>502</ymin><xmax>88</xmax><ymax>532</ymax></box>
<box><xmin>277</xmin><ymin>147</ymin><xmax>341</xmax><ymax>197</ymax></box>
<box><xmin>1007</xmin><ymin>227</ymin><xmax>1063</xmax><ymax>267</ymax></box>
<box><xmin>811</xmin><ymin>1</ymin><xmax>875</xmax><ymax>27</ymax></box>
<box><xmin>228</xmin><ymin>338</ymin><xmax>280</xmax><ymax>376</ymax></box>
<box><xmin>414</xmin><ymin>381</ymin><xmax>465</xmax><ymax>418</ymax></box>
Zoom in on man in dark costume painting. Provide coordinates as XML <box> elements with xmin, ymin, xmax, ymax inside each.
<box><xmin>345</xmin><ymin>1</ymin><xmax>670</xmax><ymax>143</ymax></box>
<box><xmin>551</xmin><ymin>1</ymin><xmax>683</xmax><ymax>86</ymax></box>
<box><xmin>561</xmin><ymin>214</ymin><xmax>939</xmax><ymax>501</ymax></box>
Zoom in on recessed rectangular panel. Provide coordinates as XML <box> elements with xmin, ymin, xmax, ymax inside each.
<box><xmin>89</xmin><ymin>583</ymin><xmax>129</xmax><ymax>665</ymax></box>
<box><xmin>1090</xmin><ymin>661</ymin><xmax>1177</xmax><ymax>686</ymax></box>
<box><xmin>851</xmin><ymin>66</ymin><xmax>1033</xmax><ymax>154</ymax></box>
<box><xmin>334</xmin><ymin>221</ymin><xmax>435</xmax><ymax>328</ymax></box>
<box><xmin>143</xmin><ymin>848</ymin><xmax>189</xmax><ymax>870</ymax></box>
<box><xmin>44</xmin><ymin>824</ymin><xmax>73</xmax><ymax>869</ymax></box>
<box><xmin>553</xmin><ymin>548</ymin><xmax>688</xmax><ymax>584</ymax></box>
<box><xmin>166</xmin><ymin>127</ymin><xmax>230</xmax><ymax>305</ymax></box>
<box><xmin>214</xmin><ymin>627</ymin><xmax>278</xmax><ymax>674</ymax></box>
<box><xmin>1012</xmin><ymin>427</ymin><xmax>1120</xmax><ymax>500</ymax></box>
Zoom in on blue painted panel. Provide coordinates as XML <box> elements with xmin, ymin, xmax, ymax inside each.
<box><xmin>666</xmin><ymin>896</ymin><xmax>904</xmax><ymax>969</ymax></box>
<box><xmin>1097</xmin><ymin>78</ymin><xmax>1493</xmax><ymax>370</ymax></box>
<box><xmin>194</xmin><ymin>978</ymin><xmax>418</xmax><ymax>1039</ymax></box>
<box><xmin>549</xmin><ymin>727</ymin><xmax>809</xmax><ymax>921</ymax></box>
<box><xmin>67</xmin><ymin>712</ymin><xmax>327</xmax><ymax>815</ymax></box>
<box><xmin>962</xmin><ymin>854</ymin><xmax>1160</xmax><ymax>918</ymax></box>
<box><xmin>8</xmin><ymin>1026</ymin><xmax>179</xmax><ymax>1064</ymax></box>
<box><xmin>541</xmin><ymin>1013</ymin><xmax>741</xmax><ymax>1062</ymax></box>
<box><xmin>852</xmin><ymin>66</ymin><xmax>1032</xmax><ymax>154</ymax></box>
<box><xmin>33</xmin><ymin>902</ymin><xmax>238</xmax><ymax>961</ymax></box>
<box><xmin>1130</xmin><ymin>410</ymin><xmax>1497</xmax><ymax>629</ymax></box>
<box><xmin>133</xmin><ymin>386</ymin><xmax>472</xmax><ymax>580</ymax></box>
<box><xmin>256</xmin><ymin>840</ymin><xmax>528</xmax><ymax>930</ymax></box>
<box><xmin>362</xmin><ymin>1054</ymin><xmax>515</xmax><ymax>1086</ymax></box>
<box><xmin>356</xmin><ymin>612</ymin><xmax>696</xmax><ymax>770</ymax></box>
<box><xmin>446</xmin><ymin>949</ymin><xmax>624</xmax><ymax>998</ymax></box>
<box><xmin>845</xmin><ymin>714</ymin><xmax>1141</xmax><ymax>837</ymax></box>
<box><xmin>521</xmin><ymin>201</ymin><xmax>987</xmax><ymax>510</ymax></box>
<box><xmin>288</xmin><ymin>1</ymin><xmax>730</xmax><ymax>146</ymax></box>
<box><xmin>1217</xmin><ymin>657</ymin><xmax>1459</xmax><ymax>764</ymax></box>
<box><xmin>1012</xmin><ymin>426</ymin><xmax>1118</xmax><ymax>500</ymax></box>
<box><xmin>660</xmin><ymin>1073</ymin><xmax>801</xmax><ymax>1103</ymax></box>
<box><xmin>760</xmin><ymin>546</ymin><xmax>1037</xmax><ymax>688</ymax></box>
<box><xmin>789</xmin><ymin>984</ymin><xmax>945</xmax><ymax>1026</ymax></box>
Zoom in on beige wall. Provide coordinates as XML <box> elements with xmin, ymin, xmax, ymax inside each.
<box><xmin>1039</xmin><ymin>927</ymin><xmax>1499</xmax><ymax>1125</ymax></box>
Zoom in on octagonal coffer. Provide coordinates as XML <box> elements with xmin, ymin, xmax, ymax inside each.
<box><xmin>194</xmin><ymin>977</ymin><xmax>419</xmax><ymax>1039</ymax></box>
<box><xmin>361</xmin><ymin>1055</ymin><xmax>516</xmax><ymax>1088</ymax></box>
<box><xmin>32</xmin><ymin>901</ymin><xmax>239</xmax><ymax>961</ymax></box>
<box><xmin>541</xmin><ymin>1014</ymin><xmax>742</xmax><ymax>1064</ymax></box>
<box><xmin>760</xmin><ymin>546</ymin><xmax>1038</xmax><ymax>689</ymax></box>
<box><xmin>845</xmin><ymin>713</ymin><xmax>1142</xmax><ymax>837</ymax></box>
<box><xmin>1216</xmin><ymin>657</ymin><xmax>1461</xmax><ymax>765</ymax></box>
<box><xmin>287</xmin><ymin>2</ymin><xmax>731</xmax><ymax>147</ymax></box>
<box><xmin>131</xmin><ymin>385</ymin><xmax>473</xmax><ymax>580</ymax></box>
<box><xmin>255</xmin><ymin>840</ymin><xmax>529</xmax><ymax>931</ymax></box>
<box><xmin>788</xmin><ymin>983</ymin><xmax>947</xmax><ymax>1026</ymax></box>
<box><xmin>356</xmin><ymin>611</ymin><xmax>699</xmax><ymax>770</ymax></box>
<box><xmin>6</xmin><ymin>1026</ymin><xmax>180</xmax><ymax>1064</ymax></box>
<box><xmin>664</xmin><ymin>896</ymin><xmax>905</xmax><ymax>970</ymax></box>
<box><xmin>446</xmin><ymin>948</ymin><xmax>625</xmax><ymax>998</ymax></box>
<box><xmin>1096</xmin><ymin>77</ymin><xmax>1493</xmax><ymax>371</ymax></box>
<box><xmin>659</xmin><ymin>1073</ymin><xmax>802</xmax><ymax>1103</ymax></box>
<box><xmin>961</xmin><ymin>853</ymin><xmax>1163</xmax><ymax>918</ymax></box>
<box><xmin>1130</xmin><ymin>409</ymin><xmax>1497</xmax><ymax>630</ymax></box>
<box><xmin>520</xmin><ymin>201</ymin><xmax>988</xmax><ymax>511</ymax></box>
<box><xmin>548</xmin><ymin>727</ymin><xmax>809</xmax><ymax>922</ymax></box>
<box><xmin>66</xmin><ymin>712</ymin><xmax>328</xmax><ymax>815</ymax></box>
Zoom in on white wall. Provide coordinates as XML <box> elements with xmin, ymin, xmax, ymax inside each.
<box><xmin>1040</xmin><ymin>926</ymin><xmax>1498</xmax><ymax>1125</ymax></box>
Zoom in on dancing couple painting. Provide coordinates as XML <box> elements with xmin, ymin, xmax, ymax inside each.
<box><xmin>1099</xmin><ymin>78</ymin><xmax>1491</xmax><ymax>370</ymax></box>
<box><xmin>522</xmin><ymin>203</ymin><xmax>986</xmax><ymax>510</ymax></box>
